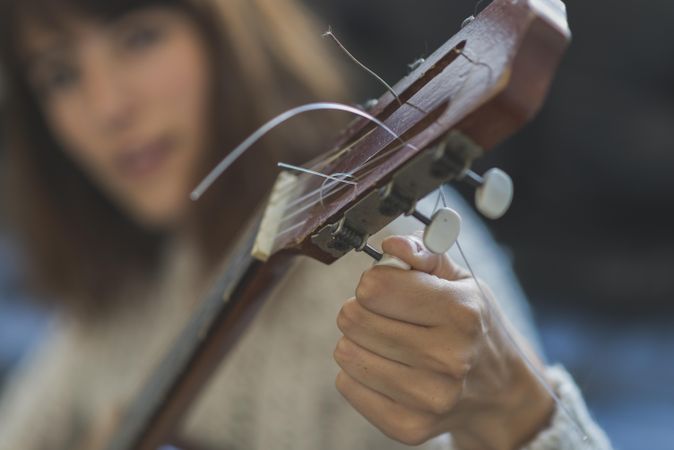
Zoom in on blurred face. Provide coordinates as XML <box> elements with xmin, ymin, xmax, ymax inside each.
<box><xmin>22</xmin><ymin>7</ymin><xmax>212</xmax><ymax>229</ymax></box>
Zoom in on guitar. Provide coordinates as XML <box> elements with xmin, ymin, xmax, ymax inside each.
<box><xmin>104</xmin><ymin>1</ymin><xmax>570</xmax><ymax>448</ymax></box>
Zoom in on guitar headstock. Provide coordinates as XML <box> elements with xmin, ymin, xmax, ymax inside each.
<box><xmin>253</xmin><ymin>0</ymin><xmax>570</xmax><ymax>264</ymax></box>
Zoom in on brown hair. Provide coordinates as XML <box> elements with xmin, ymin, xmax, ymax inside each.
<box><xmin>0</xmin><ymin>0</ymin><xmax>346</xmax><ymax>314</ymax></box>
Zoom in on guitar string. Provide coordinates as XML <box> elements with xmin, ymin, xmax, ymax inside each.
<box><xmin>433</xmin><ymin>190</ymin><xmax>592</xmax><ymax>445</ymax></box>
<box><xmin>323</xmin><ymin>26</ymin><xmax>403</xmax><ymax>108</ymax></box>
<box><xmin>270</xmin><ymin>127</ymin><xmax>380</xmax><ymax>204</ymax></box>
<box><xmin>272</xmin><ymin>63</ymin><xmax>478</xmax><ymax>235</ymax></box>
<box><xmin>197</xmin><ymin>29</ymin><xmax>453</xmax><ymax>204</ymax></box>
<box><xmin>287</xmin><ymin>121</ymin><xmax>379</xmax><ymax>177</ymax></box>
<box><xmin>271</xmin><ymin>66</ymin><xmax>486</xmax><ymax>248</ymax></box>
<box><xmin>275</xmin><ymin>41</ymin><xmax>489</xmax><ymax>216</ymax></box>
<box><xmin>319</xmin><ymin>173</ymin><xmax>356</xmax><ymax>208</ymax></box>
<box><xmin>473</xmin><ymin>0</ymin><xmax>487</xmax><ymax>17</ymax></box>
<box><xmin>190</xmin><ymin>102</ymin><xmax>417</xmax><ymax>201</ymax></box>
<box><xmin>323</xmin><ymin>27</ymin><xmax>427</xmax><ymax>115</ymax></box>
<box><xmin>273</xmin><ymin>162</ymin><xmax>383</xmax><ymax>235</ymax></box>
<box><xmin>238</xmin><ymin>26</ymin><xmax>494</xmax><ymax>243</ymax></box>
<box><xmin>273</xmin><ymin>70</ymin><xmax>469</xmax><ymax>227</ymax></box>
<box><xmin>273</xmin><ymin>139</ymin><xmax>414</xmax><ymax>238</ymax></box>
<box><xmin>264</xmin><ymin>122</ymin><xmax>403</xmax><ymax>221</ymax></box>
<box><xmin>277</xmin><ymin>162</ymin><xmax>358</xmax><ymax>186</ymax></box>
<box><xmin>275</xmin><ymin>138</ymin><xmax>411</xmax><ymax>228</ymax></box>
<box><xmin>272</xmin><ymin>135</ymin><xmax>418</xmax><ymax>241</ymax></box>
<box><xmin>284</xmin><ymin>19</ymin><xmax>459</xmax><ymax>205</ymax></box>
<box><xmin>456</xmin><ymin>240</ymin><xmax>591</xmax><ymax>445</ymax></box>
<box><xmin>454</xmin><ymin>47</ymin><xmax>494</xmax><ymax>83</ymax></box>
<box><xmin>281</xmin><ymin>136</ymin><xmax>408</xmax><ymax>213</ymax></box>
<box><xmin>273</xmin><ymin>61</ymin><xmax>435</xmax><ymax>205</ymax></box>
<box><xmin>193</xmin><ymin>10</ymin><xmax>494</xmax><ymax>203</ymax></box>
<box><xmin>270</xmin><ymin>27</ymin><xmax>484</xmax><ymax>217</ymax></box>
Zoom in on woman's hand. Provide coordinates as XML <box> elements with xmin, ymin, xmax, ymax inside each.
<box><xmin>334</xmin><ymin>234</ymin><xmax>554</xmax><ymax>450</ymax></box>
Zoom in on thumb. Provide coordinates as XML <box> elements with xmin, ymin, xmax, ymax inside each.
<box><xmin>380</xmin><ymin>233</ymin><xmax>467</xmax><ymax>281</ymax></box>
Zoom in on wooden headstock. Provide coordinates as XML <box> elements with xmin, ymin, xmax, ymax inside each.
<box><xmin>255</xmin><ymin>0</ymin><xmax>570</xmax><ymax>264</ymax></box>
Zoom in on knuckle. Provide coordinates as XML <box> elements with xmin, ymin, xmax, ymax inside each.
<box><xmin>335</xmin><ymin>370</ymin><xmax>349</xmax><ymax>394</ymax></box>
<box><xmin>333</xmin><ymin>337</ymin><xmax>353</xmax><ymax>365</ymax></box>
<box><xmin>424</xmin><ymin>385</ymin><xmax>460</xmax><ymax>416</ymax></box>
<box><xmin>336</xmin><ymin>299</ymin><xmax>362</xmax><ymax>334</ymax></box>
<box><xmin>454</xmin><ymin>299</ymin><xmax>486</xmax><ymax>338</ymax></box>
<box><xmin>427</xmin><ymin>396</ymin><xmax>450</xmax><ymax>416</ymax></box>
<box><xmin>355</xmin><ymin>268</ymin><xmax>382</xmax><ymax>303</ymax></box>
<box><xmin>424</xmin><ymin>347</ymin><xmax>471</xmax><ymax>380</ymax></box>
<box><xmin>392</xmin><ymin>415</ymin><xmax>435</xmax><ymax>446</ymax></box>
<box><xmin>423</xmin><ymin>346</ymin><xmax>450</xmax><ymax>373</ymax></box>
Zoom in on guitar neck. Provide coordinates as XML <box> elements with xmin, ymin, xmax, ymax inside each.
<box><xmin>105</xmin><ymin>220</ymin><xmax>293</xmax><ymax>450</ymax></box>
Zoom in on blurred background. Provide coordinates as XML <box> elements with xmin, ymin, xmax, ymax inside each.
<box><xmin>1</xmin><ymin>1</ymin><xmax>672</xmax><ymax>449</ymax></box>
<box><xmin>304</xmin><ymin>0</ymin><xmax>674</xmax><ymax>448</ymax></box>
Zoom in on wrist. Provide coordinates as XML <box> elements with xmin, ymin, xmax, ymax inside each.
<box><xmin>451</xmin><ymin>359</ymin><xmax>555</xmax><ymax>450</ymax></box>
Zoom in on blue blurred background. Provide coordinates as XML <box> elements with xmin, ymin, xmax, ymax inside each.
<box><xmin>2</xmin><ymin>1</ymin><xmax>673</xmax><ymax>449</ymax></box>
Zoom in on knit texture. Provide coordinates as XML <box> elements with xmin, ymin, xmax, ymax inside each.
<box><xmin>0</xmin><ymin>189</ymin><xmax>612</xmax><ymax>450</ymax></box>
<box><xmin>522</xmin><ymin>366</ymin><xmax>612</xmax><ymax>450</ymax></box>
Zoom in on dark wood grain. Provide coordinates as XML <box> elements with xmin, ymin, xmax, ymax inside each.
<box><xmin>272</xmin><ymin>0</ymin><xmax>570</xmax><ymax>263</ymax></box>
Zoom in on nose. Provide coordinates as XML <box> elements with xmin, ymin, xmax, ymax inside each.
<box><xmin>81</xmin><ymin>57</ymin><xmax>136</xmax><ymax>134</ymax></box>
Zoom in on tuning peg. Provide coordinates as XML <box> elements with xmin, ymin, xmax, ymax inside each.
<box><xmin>360</xmin><ymin>207</ymin><xmax>461</xmax><ymax>270</ymax></box>
<box><xmin>362</xmin><ymin>244</ymin><xmax>412</xmax><ymax>270</ymax></box>
<box><xmin>462</xmin><ymin>168</ymin><xmax>513</xmax><ymax>219</ymax></box>
<box><xmin>362</xmin><ymin>244</ymin><xmax>383</xmax><ymax>261</ymax></box>
<box><xmin>412</xmin><ymin>207</ymin><xmax>462</xmax><ymax>254</ymax></box>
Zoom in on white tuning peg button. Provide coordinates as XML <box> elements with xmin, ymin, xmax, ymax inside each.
<box><xmin>423</xmin><ymin>207</ymin><xmax>462</xmax><ymax>254</ymax></box>
<box><xmin>475</xmin><ymin>168</ymin><xmax>513</xmax><ymax>219</ymax></box>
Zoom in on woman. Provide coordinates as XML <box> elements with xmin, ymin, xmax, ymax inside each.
<box><xmin>0</xmin><ymin>0</ymin><xmax>611</xmax><ymax>449</ymax></box>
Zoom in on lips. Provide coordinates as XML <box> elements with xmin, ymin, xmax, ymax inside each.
<box><xmin>115</xmin><ymin>136</ymin><xmax>175</xmax><ymax>181</ymax></box>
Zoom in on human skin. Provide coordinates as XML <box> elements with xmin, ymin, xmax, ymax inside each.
<box><xmin>22</xmin><ymin>6</ymin><xmax>212</xmax><ymax>230</ymax></box>
<box><xmin>336</xmin><ymin>234</ymin><xmax>555</xmax><ymax>449</ymax></box>
<box><xmin>20</xmin><ymin>6</ymin><xmax>553</xmax><ymax>448</ymax></box>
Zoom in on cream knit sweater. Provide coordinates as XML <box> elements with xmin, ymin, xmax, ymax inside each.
<box><xmin>0</xmin><ymin>190</ymin><xmax>612</xmax><ymax>450</ymax></box>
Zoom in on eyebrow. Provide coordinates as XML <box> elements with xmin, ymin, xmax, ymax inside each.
<box><xmin>21</xmin><ymin>8</ymin><xmax>154</xmax><ymax>72</ymax></box>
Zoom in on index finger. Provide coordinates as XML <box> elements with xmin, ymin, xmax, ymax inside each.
<box><xmin>355</xmin><ymin>267</ymin><xmax>476</xmax><ymax>327</ymax></box>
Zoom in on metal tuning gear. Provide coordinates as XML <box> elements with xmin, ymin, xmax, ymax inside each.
<box><xmin>310</xmin><ymin>131</ymin><xmax>480</xmax><ymax>264</ymax></box>
<box><xmin>364</xmin><ymin>244</ymin><xmax>412</xmax><ymax>271</ymax></box>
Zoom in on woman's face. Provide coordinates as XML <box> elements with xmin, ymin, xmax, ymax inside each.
<box><xmin>23</xmin><ymin>7</ymin><xmax>213</xmax><ymax>229</ymax></box>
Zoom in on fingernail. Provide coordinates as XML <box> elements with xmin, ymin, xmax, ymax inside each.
<box><xmin>405</xmin><ymin>235</ymin><xmax>424</xmax><ymax>254</ymax></box>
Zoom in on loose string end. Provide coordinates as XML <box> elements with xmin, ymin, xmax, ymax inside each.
<box><xmin>190</xmin><ymin>102</ymin><xmax>414</xmax><ymax>202</ymax></box>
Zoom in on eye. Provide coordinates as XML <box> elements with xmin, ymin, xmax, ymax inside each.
<box><xmin>32</xmin><ymin>63</ymin><xmax>80</xmax><ymax>97</ymax></box>
<box><xmin>120</xmin><ymin>23</ymin><xmax>164</xmax><ymax>51</ymax></box>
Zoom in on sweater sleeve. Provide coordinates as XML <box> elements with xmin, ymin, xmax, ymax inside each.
<box><xmin>0</xmin><ymin>318</ymin><xmax>80</xmax><ymax>450</ymax></box>
<box><xmin>520</xmin><ymin>365</ymin><xmax>613</xmax><ymax>450</ymax></box>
